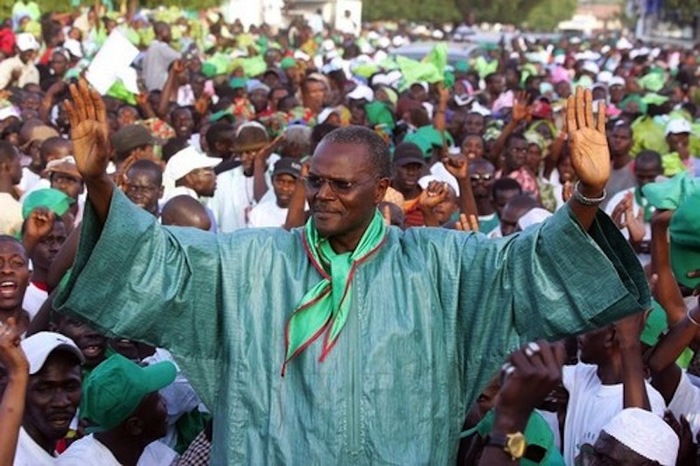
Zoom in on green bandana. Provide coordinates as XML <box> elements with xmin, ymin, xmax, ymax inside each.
<box><xmin>634</xmin><ymin>187</ymin><xmax>655</xmax><ymax>222</ymax></box>
<box><xmin>282</xmin><ymin>211</ymin><xmax>387</xmax><ymax>375</ymax></box>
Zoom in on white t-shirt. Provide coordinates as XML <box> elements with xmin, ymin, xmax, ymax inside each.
<box><xmin>14</xmin><ymin>426</ymin><xmax>56</xmax><ymax>466</ymax></box>
<box><xmin>669</xmin><ymin>371</ymin><xmax>700</xmax><ymax>437</ymax></box>
<box><xmin>57</xmin><ymin>435</ymin><xmax>178</xmax><ymax>466</ymax></box>
<box><xmin>22</xmin><ymin>282</ymin><xmax>48</xmax><ymax>321</ymax></box>
<box><xmin>207</xmin><ymin>165</ymin><xmax>273</xmax><ymax>233</ymax></box>
<box><xmin>563</xmin><ymin>363</ymin><xmax>666</xmax><ymax>465</ymax></box>
<box><xmin>56</xmin><ymin>434</ymin><xmax>120</xmax><ymax>465</ymax></box>
<box><xmin>248</xmin><ymin>200</ymin><xmax>288</xmax><ymax>228</ymax></box>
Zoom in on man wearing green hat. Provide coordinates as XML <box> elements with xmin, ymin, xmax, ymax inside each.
<box><xmin>58</xmin><ymin>82</ymin><xmax>650</xmax><ymax>464</ymax></box>
<box><xmin>56</xmin><ymin>354</ymin><xmax>177</xmax><ymax>465</ymax></box>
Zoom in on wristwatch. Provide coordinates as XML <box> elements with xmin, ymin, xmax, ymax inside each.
<box><xmin>486</xmin><ymin>432</ymin><xmax>527</xmax><ymax>461</ymax></box>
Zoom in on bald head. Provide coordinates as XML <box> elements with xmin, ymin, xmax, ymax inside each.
<box><xmin>500</xmin><ymin>194</ymin><xmax>539</xmax><ymax>236</ymax></box>
<box><xmin>161</xmin><ymin>196</ymin><xmax>211</xmax><ymax>231</ymax></box>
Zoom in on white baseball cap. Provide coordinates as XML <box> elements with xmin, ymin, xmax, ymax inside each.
<box><xmin>347</xmin><ymin>84</ymin><xmax>374</xmax><ymax>102</ymax></box>
<box><xmin>317</xmin><ymin>107</ymin><xmax>339</xmax><ymax>124</ymax></box>
<box><xmin>581</xmin><ymin>61</ymin><xmax>600</xmax><ymax>76</ymax></box>
<box><xmin>16</xmin><ymin>33</ymin><xmax>40</xmax><ymax>52</ymax></box>
<box><xmin>63</xmin><ymin>38</ymin><xmax>83</xmax><ymax>58</ymax></box>
<box><xmin>165</xmin><ymin>146</ymin><xmax>221</xmax><ymax>182</ymax></box>
<box><xmin>666</xmin><ymin>119</ymin><xmax>692</xmax><ymax>136</ymax></box>
<box><xmin>21</xmin><ymin>332</ymin><xmax>85</xmax><ymax>375</ymax></box>
<box><xmin>608</xmin><ymin>76</ymin><xmax>626</xmax><ymax>88</ymax></box>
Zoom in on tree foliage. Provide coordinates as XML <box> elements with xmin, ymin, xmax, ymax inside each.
<box><xmin>522</xmin><ymin>0</ymin><xmax>578</xmax><ymax>31</ymax></box>
<box><xmin>363</xmin><ymin>0</ymin><xmax>462</xmax><ymax>23</ymax></box>
<box><xmin>454</xmin><ymin>0</ymin><xmax>546</xmax><ymax>25</ymax></box>
<box><xmin>363</xmin><ymin>0</ymin><xmax>577</xmax><ymax>31</ymax></box>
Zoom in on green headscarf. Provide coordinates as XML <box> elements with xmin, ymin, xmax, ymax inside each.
<box><xmin>282</xmin><ymin>211</ymin><xmax>387</xmax><ymax>375</ymax></box>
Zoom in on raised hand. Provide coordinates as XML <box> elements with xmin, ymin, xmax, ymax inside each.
<box><xmin>194</xmin><ymin>94</ymin><xmax>211</xmax><ymax>116</ymax></box>
<box><xmin>442</xmin><ymin>154</ymin><xmax>469</xmax><ymax>181</ymax></box>
<box><xmin>255</xmin><ymin>134</ymin><xmax>285</xmax><ymax>164</ymax></box>
<box><xmin>496</xmin><ymin>340</ymin><xmax>566</xmax><ymax>419</ymax></box>
<box><xmin>24</xmin><ymin>207</ymin><xmax>55</xmax><ymax>240</ymax></box>
<box><xmin>419</xmin><ymin>181</ymin><xmax>448</xmax><ymax>209</ymax></box>
<box><xmin>455</xmin><ymin>213</ymin><xmax>479</xmax><ymax>232</ymax></box>
<box><xmin>512</xmin><ymin>91</ymin><xmax>531</xmax><ymax>123</ymax></box>
<box><xmin>64</xmin><ymin>80</ymin><xmax>110</xmax><ymax>181</ymax></box>
<box><xmin>0</xmin><ymin>318</ymin><xmax>29</xmax><ymax>375</ymax></box>
<box><xmin>436</xmin><ymin>82</ymin><xmax>450</xmax><ymax>105</ymax></box>
<box><xmin>171</xmin><ymin>59</ymin><xmax>186</xmax><ymax>75</ymax></box>
<box><xmin>566</xmin><ymin>87</ymin><xmax>610</xmax><ymax>193</ymax></box>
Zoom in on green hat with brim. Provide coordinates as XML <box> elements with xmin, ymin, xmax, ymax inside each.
<box><xmin>22</xmin><ymin>188</ymin><xmax>75</xmax><ymax>219</ymax></box>
<box><xmin>669</xmin><ymin>191</ymin><xmax>700</xmax><ymax>289</ymax></box>
<box><xmin>461</xmin><ymin>409</ymin><xmax>564</xmax><ymax>465</ymax></box>
<box><xmin>81</xmin><ymin>354</ymin><xmax>176</xmax><ymax>431</ymax></box>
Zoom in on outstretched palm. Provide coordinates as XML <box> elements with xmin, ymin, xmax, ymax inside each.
<box><xmin>566</xmin><ymin>87</ymin><xmax>610</xmax><ymax>191</ymax></box>
<box><xmin>64</xmin><ymin>80</ymin><xmax>111</xmax><ymax>181</ymax></box>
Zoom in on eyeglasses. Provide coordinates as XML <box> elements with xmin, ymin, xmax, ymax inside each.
<box><xmin>470</xmin><ymin>173</ymin><xmax>494</xmax><ymax>182</ymax></box>
<box><xmin>304</xmin><ymin>174</ymin><xmax>376</xmax><ymax>194</ymax></box>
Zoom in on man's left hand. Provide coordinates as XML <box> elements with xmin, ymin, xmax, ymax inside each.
<box><xmin>566</xmin><ymin>87</ymin><xmax>610</xmax><ymax>193</ymax></box>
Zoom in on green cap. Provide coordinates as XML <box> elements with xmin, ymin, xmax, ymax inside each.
<box><xmin>229</xmin><ymin>77</ymin><xmax>248</xmax><ymax>89</ymax></box>
<box><xmin>22</xmin><ymin>188</ymin><xmax>75</xmax><ymax>219</ymax></box>
<box><xmin>364</xmin><ymin>101</ymin><xmax>395</xmax><ymax>129</ymax></box>
<box><xmin>619</xmin><ymin>94</ymin><xmax>648</xmax><ymax>115</ymax></box>
<box><xmin>81</xmin><ymin>354</ymin><xmax>176</xmax><ymax>431</ymax></box>
<box><xmin>669</xmin><ymin>191</ymin><xmax>700</xmax><ymax>289</ymax></box>
<box><xmin>461</xmin><ymin>409</ymin><xmax>564</xmax><ymax>465</ymax></box>
<box><xmin>280</xmin><ymin>57</ymin><xmax>297</xmax><ymax>70</ymax></box>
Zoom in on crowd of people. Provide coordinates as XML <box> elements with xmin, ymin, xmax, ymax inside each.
<box><xmin>0</xmin><ymin>1</ymin><xmax>699</xmax><ymax>465</ymax></box>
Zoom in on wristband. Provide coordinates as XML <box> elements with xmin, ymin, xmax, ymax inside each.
<box><xmin>573</xmin><ymin>181</ymin><xmax>606</xmax><ymax>206</ymax></box>
<box><xmin>687</xmin><ymin>309</ymin><xmax>700</xmax><ymax>328</ymax></box>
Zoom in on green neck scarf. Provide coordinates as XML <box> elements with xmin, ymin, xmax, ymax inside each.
<box><xmin>282</xmin><ymin>210</ymin><xmax>386</xmax><ymax>375</ymax></box>
<box><xmin>635</xmin><ymin>187</ymin><xmax>655</xmax><ymax>222</ymax></box>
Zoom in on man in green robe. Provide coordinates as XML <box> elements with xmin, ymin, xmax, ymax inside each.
<box><xmin>55</xmin><ymin>82</ymin><xmax>648</xmax><ymax>464</ymax></box>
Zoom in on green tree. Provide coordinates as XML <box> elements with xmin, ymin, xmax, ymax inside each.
<box><xmin>523</xmin><ymin>0</ymin><xmax>578</xmax><ymax>31</ymax></box>
<box><xmin>454</xmin><ymin>0</ymin><xmax>546</xmax><ymax>25</ymax></box>
<box><xmin>363</xmin><ymin>0</ymin><xmax>461</xmax><ymax>23</ymax></box>
<box><xmin>662</xmin><ymin>0</ymin><xmax>700</xmax><ymax>17</ymax></box>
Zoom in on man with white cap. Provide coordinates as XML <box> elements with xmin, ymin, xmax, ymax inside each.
<box><xmin>13</xmin><ymin>332</ymin><xmax>83</xmax><ymax>465</ymax></box>
<box><xmin>0</xmin><ymin>33</ymin><xmax>40</xmax><ymax>90</ymax></box>
<box><xmin>163</xmin><ymin>146</ymin><xmax>220</xmax><ymax>231</ymax></box>
<box><xmin>576</xmin><ymin>408</ymin><xmax>678</xmax><ymax>466</ymax></box>
<box><xmin>164</xmin><ymin>146</ymin><xmax>220</xmax><ymax>202</ymax></box>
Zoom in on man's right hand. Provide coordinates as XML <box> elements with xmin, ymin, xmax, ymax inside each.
<box><xmin>65</xmin><ymin>79</ymin><xmax>111</xmax><ymax>182</ymax></box>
